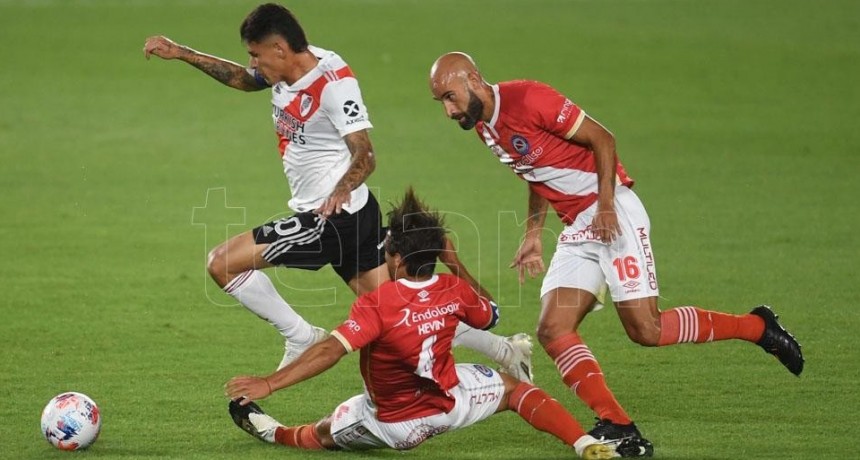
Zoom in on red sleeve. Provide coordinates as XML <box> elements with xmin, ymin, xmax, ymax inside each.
<box><xmin>528</xmin><ymin>82</ymin><xmax>584</xmax><ymax>139</ymax></box>
<box><xmin>332</xmin><ymin>293</ymin><xmax>383</xmax><ymax>352</ymax></box>
<box><xmin>458</xmin><ymin>285</ymin><xmax>495</xmax><ymax>330</ymax></box>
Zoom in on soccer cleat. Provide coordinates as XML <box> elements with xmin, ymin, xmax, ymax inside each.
<box><xmin>228</xmin><ymin>399</ymin><xmax>281</xmax><ymax>443</ymax></box>
<box><xmin>750</xmin><ymin>305</ymin><xmax>804</xmax><ymax>376</ymax></box>
<box><xmin>499</xmin><ymin>333</ymin><xmax>535</xmax><ymax>383</ymax></box>
<box><xmin>574</xmin><ymin>435</ymin><xmax>617</xmax><ymax>459</ymax></box>
<box><xmin>278</xmin><ymin>326</ymin><xmax>330</xmax><ymax>370</ymax></box>
<box><xmin>588</xmin><ymin>419</ymin><xmax>654</xmax><ymax>458</ymax></box>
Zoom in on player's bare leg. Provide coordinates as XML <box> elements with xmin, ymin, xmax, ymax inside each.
<box><xmin>208</xmin><ymin>231</ymin><xmax>326</xmax><ymax>370</ymax></box>
<box><xmin>539</xmin><ymin>287</ymin><xmax>653</xmax><ymax>457</ymax></box>
<box><xmin>615</xmin><ymin>296</ymin><xmax>804</xmax><ymax>375</ymax></box>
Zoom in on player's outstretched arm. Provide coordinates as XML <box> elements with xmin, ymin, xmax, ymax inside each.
<box><xmin>143</xmin><ymin>35</ymin><xmax>266</xmax><ymax>92</ymax></box>
<box><xmin>225</xmin><ymin>337</ymin><xmax>347</xmax><ymax>405</ymax></box>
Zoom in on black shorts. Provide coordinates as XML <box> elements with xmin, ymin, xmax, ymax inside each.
<box><xmin>252</xmin><ymin>192</ymin><xmax>386</xmax><ymax>283</ymax></box>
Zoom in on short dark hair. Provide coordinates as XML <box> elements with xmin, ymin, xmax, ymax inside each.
<box><xmin>240</xmin><ymin>3</ymin><xmax>308</xmax><ymax>52</ymax></box>
<box><xmin>387</xmin><ymin>188</ymin><xmax>446</xmax><ymax>278</ymax></box>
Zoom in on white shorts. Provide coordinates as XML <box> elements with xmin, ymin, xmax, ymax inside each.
<box><xmin>540</xmin><ymin>186</ymin><xmax>659</xmax><ymax>302</ymax></box>
<box><xmin>329</xmin><ymin>364</ymin><xmax>505</xmax><ymax>450</ymax></box>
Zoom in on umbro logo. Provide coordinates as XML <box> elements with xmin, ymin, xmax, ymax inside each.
<box><xmin>417</xmin><ymin>290</ymin><xmax>430</xmax><ymax>302</ymax></box>
<box><xmin>342</xmin><ymin>100</ymin><xmax>360</xmax><ymax>117</ymax></box>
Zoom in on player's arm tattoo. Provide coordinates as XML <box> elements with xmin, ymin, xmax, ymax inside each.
<box><xmin>337</xmin><ymin>130</ymin><xmax>376</xmax><ymax>191</ymax></box>
<box><xmin>179</xmin><ymin>47</ymin><xmax>265</xmax><ymax>92</ymax></box>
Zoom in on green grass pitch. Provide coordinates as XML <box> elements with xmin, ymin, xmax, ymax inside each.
<box><xmin>1</xmin><ymin>0</ymin><xmax>859</xmax><ymax>458</ymax></box>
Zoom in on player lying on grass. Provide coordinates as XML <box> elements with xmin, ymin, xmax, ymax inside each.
<box><xmin>225</xmin><ymin>188</ymin><xmax>637</xmax><ymax>459</ymax></box>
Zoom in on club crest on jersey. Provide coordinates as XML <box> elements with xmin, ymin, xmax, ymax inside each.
<box><xmin>299</xmin><ymin>93</ymin><xmax>314</xmax><ymax>117</ymax></box>
<box><xmin>511</xmin><ymin>135</ymin><xmax>530</xmax><ymax>155</ymax></box>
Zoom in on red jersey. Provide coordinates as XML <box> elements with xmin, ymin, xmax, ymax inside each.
<box><xmin>474</xmin><ymin>80</ymin><xmax>634</xmax><ymax>225</ymax></box>
<box><xmin>331</xmin><ymin>274</ymin><xmax>495</xmax><ymax>423</ymax></box>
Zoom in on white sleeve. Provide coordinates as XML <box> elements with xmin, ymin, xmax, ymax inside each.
<box><xmin>320</xmin><ymin>77</ymin><xmax>373</xmax><ymax>137</ymax></box>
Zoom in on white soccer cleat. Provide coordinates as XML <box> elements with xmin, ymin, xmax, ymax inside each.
<box><xmin>499</xmin><ymin>333</ymin><xmax>535</xmax><ymax>384</ymax></box>
<box><xmin>574</xmin><ymin>434</ymin><xmax>618</xmax><ymax>459</ymax></box>
<box><xmin>278</xmin><ymin>326</ymin><xmax>329</xmax><ymax>370</ymax></box>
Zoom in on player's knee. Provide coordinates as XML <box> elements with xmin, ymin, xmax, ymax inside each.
<box><xmin>536</xmin><ymin>321</ymin><xmax>569</xmax><ymax>348</ymax></box>
<box><xmin>206</xmin><ymin>244</ymin><xmax>228</xmax><ymax>282</ymax></box>
<box><xmin>624</xmin><ymin>322</ymin><xmax>660</xmax><ymax>347</ymax></box>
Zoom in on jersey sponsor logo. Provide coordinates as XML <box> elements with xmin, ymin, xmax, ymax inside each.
<box><xmin>637</xmin><ymin>227</ymin><xmax>659</xmax><ymax>290</ymax></box>
<box><xmin>559</xmin><ymin>224</ymin><xmax>601</xmax><ymax>243</ymax></box>
<box><xmin>393</xmin><ymin>302</ymin><xmax>460</xmax><ymax>328</ymax></box>
<box><xmin>273</xmin><ymin>105</ymin><xmax>307</xmax><ymax>145</ymax></box>
<box><xmin>344</xmin><ymin>319</ymin><xmax>361</xmax><ymax>333</ymax></box>
<box><xmin>511</xmin><ymin>134</ymin><xmax>530</xmax><ymax>155</ymax></box>
<box><xmin>299</xmin><ymin>93</ymin><xmax>314</xmax><ymax>117</ymax></box>
<box><xmin>342</xmin><ymin>100</ymin><xmax>361</xmax><ymax>117</ymax></box>
<box><xmin>395</xmin><ymin>424</ymin><xmax>450</xmax><ymax>450</ymax></box>
<box><xmin>557</xmin><ymin>98</ymin><xmax>575</xmax><ymax>124</ymax></box>
<box><xmin>345</xmin><ymin>115</ymin><xmax>367</xmax><ymax>126</ymax></box>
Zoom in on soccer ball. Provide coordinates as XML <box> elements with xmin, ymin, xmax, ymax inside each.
<box><xmin>40</xmin><ymin>392</ymin><xmax>101</xmax><ymax>450</ymax></box>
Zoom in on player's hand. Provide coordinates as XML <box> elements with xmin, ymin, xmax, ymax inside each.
<box><xmin>316</xmin><ymin>186</ymin><xmax>351</xmax><ymax>218</ymax></box>
<box><xmin>510</xmin><ymin>236</ymin><xmax>544</xmax><ymax>284</ymax></box>
<box><xmin>225</xmin><ymin>376</ymin><xmax>273</xmax><ymax>405</ymax></box>
<box><xmin>592</xmin><ymin>208</ymin><xmax>621</xmax><ymax>243</ymax></box>
<box><xmin>143</xmin><ymin>35</ymin><xmax>184</xmax><ymax>60</ymax></box>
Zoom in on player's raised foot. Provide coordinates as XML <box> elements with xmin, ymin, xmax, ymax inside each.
<box><xmin>498</xmin><ymin>333</ymin><xmax>534</xmax><ymax>383</ymax></box>
<box><xmin>573</xmin><ymin>435</ymin><xmax>617</xmax><ymax>459</ymax></box>
<box><xmin>588</xmin><ymin>419</ymin><xmax>653</xmax><ymax>458</ymax></box>
<box><xmin>750</xmin><ymin>305</ymin><xmax>804</xmax><ymax>376</ymax></box>
<box><xmin>228</xmin><ymin>399</ymin><xmax>281</xmax><ymax>443</ymax></box>
<box><xmin>278</xmin><ymin>326</ymin><xmax>329</xmax><ymax>370</ymax></box>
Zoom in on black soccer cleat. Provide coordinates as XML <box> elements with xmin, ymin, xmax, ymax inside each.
<box><xmin>228</xmin><ymin>398</ymin><xmax>279</xmax><ymax>443</ymax></box>
<box><xmin>750</xmin><ymin>305</ymin><xmax>804</xmax><ymax>376</ymax></box>
<box><xmin>588</xmin><ymin>419</ymin><xmax>654</xmax><ymax>458</ymax></box>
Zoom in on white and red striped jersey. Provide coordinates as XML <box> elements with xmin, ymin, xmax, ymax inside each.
<box><xmin>330</xmin><ymin>274</ymin><xmax>495</xmax><ymax>423</ymax></box>
<box><xmin>474</xmin><ymin>81</ymin><xmax>634</xmax><ymax>224</ymax></box>
<box><xmin>266</xmin><ymin>46</ymin><xmax>373</xmax><ymax>213</ymax></box>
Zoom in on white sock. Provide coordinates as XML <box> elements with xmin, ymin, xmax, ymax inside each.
<box><xmin>224</xmin><ymin>270</ymin><xmax>315</xmax><ymax>344</ymax></box>
<box><xmin>453</xmin><ymin>323</ymin><xmax>507</xmax><ymax>362</ymax></box>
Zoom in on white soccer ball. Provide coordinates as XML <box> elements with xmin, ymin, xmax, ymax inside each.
<box><xmin>40</xmin><ymin>392</ymin><xmax>101</xmax><ymax>450</ymax></box>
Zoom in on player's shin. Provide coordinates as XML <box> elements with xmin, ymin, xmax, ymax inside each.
<box><xmin>545</xmin><ymin>333</ymin><xmax>632</xmax><ymax>424</ymax></box>
<box><xmin>508</xmin><ymin>382</ymin><xmax>586</xmax><ymax>445</ymax></box>
<box><xmin>657</xmin><ymin>306</ymin><xmax>765</xmax><ymax>345</ymax></box>
<box><xmin>274</xmin><ymin>424</ymin><xmax>326</xmax><ymax>450</ymax></box>
<box><xmin>224</xmin><ymin>270</ymin><xmax>316</xmax><ymax>344</ymax></box>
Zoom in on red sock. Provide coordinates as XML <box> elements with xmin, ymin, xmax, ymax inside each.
<box><xmin>509</xmin><ymin>382</ymin><xmax>586</xmax><ymax>445</ymax></box>
<box><xmin>545</xmin><ymin>333</ymin><xmax>632</xmax><ymax>425</ymax></box>
<box><xmin>274</xmin><ymin>424</ymin><xmax>325</xmax><ymax>450</ymax></box>
<box><xmin>658</xmin><ymin>306</ymin><xmax>765</xmax><ymax>346</ymax></box>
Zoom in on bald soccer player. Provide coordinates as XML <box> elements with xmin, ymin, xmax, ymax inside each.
<box><xmin>428</xmin><ymin>52</ymin><xmax>805</xmax><ymax>457</ymax></box>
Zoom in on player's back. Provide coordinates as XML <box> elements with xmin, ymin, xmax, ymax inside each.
<box><xmin>334</xmin><ymin>273</ymin><xmax>494</xmax><ymax>422</ymax></box>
